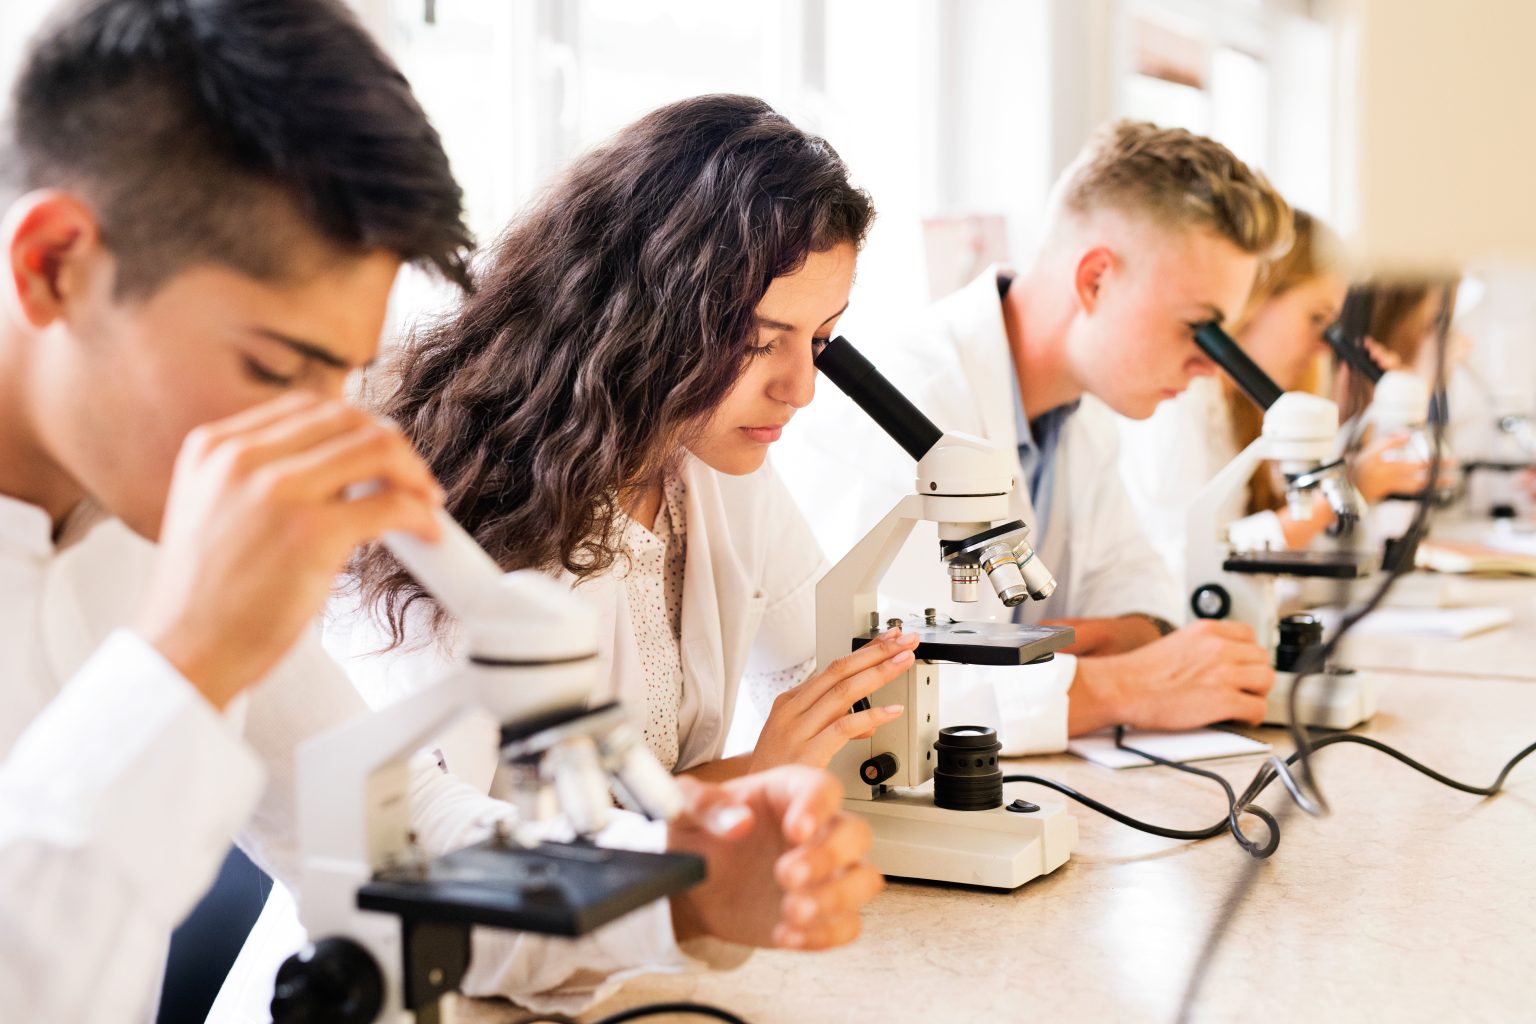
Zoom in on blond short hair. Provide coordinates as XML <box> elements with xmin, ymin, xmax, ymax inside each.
<box><xmin>1053</xmin><ymin>120</ymin><xmax>1293</xmax><ymax>258</ymax></box>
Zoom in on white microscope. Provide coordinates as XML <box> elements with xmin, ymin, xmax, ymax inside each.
<box><xmin>1184</xmin><ymin>322</ymin><xmax>1381</xmax><ymax>730</ymax></box>
<box><xmin>270</xmin><ymin>510</ymin><xmax>699</xmax><ymax>1024</ymax></box>
<box><xmin>1324</xmin><ymin>305</ymin><xmax>1440</xmax><ymax>547</ymax></box>
<box><xmin>811</xmin><ymin>336</ymin><xmax>1078</xmax><ymax>890</ymax></box>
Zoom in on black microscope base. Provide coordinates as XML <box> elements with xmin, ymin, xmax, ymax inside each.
<box><xmin>359</xmin><ymin>839</ymin><xmax>704</xmax><ymax>937</ymax></box>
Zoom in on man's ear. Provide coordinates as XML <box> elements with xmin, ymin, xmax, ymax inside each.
<box><xmin>1073</xmin><ymin>246</ymin><xmax>1116</xmax><ymax>316</ymax></box>
<box><xmin>2</xmin><ymin>190</ymin><xmax>103</xmax><ymax>329</ymax></box>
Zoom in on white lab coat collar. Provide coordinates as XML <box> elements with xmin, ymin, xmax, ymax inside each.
<box><xmin>932</xmin><ymin>264</ymin><xmax>1024</xmax><ymax>456</ymax></box>
<box><xmin>926</xmin><ymin>265</ymin><xmax>1070</xmax><ymax>600</ymax></box>
<box><xmin>0</xmin><ymin>493</ymin><xmax>54</xmax><ymax>561</ymax></box>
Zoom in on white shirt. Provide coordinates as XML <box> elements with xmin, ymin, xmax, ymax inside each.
<box><xmin>0</xmin><ymin>493</ymin><xmax>706</xmax><ymax>1022</ymax></box>
<box><xmin>776</xmin><ymin>265</ymin><xmax>1183</xmax><ymax>755</ymax></box>
<box><xmin>333</xmin><ymin>454</ymin><xmax>824</xmax><ymax>785</ymax></box>
<box><xmin>1115</xmin><ymin>376</ymin><xmax>1288</xmax><ymax>588</ymax></box>
<box><xmin>0</xmin><ymin>497</ymin><xmax>262</xmax><ymax>1023</ymax></box>
<box><xmin>623</xmin><ymin>473</ymin><xmax>689</xmax><ymax>770</ymax></box>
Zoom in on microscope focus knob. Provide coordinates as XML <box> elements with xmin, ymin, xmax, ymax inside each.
<box><xmin>860</xmin><ymin>752</ymin><xmax>900</xmax><ymax>786</ymax></box>
<box><xmin>271</xmin><ymin>937</ymin><xmax>385</xmax><ymax>1024</ymax></box>
<box><xmin>1190</xmin><ymin>584</ymin><xmax>1232</xmax><ymax>620</ymax></box>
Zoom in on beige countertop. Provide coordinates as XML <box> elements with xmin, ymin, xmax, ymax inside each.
<box><xmin>1321</xmin><ymin>572</ymin><xmax>1536</xmax><ymax>680</ymax></box>
<box><xmin>464</xmin><ymin>670</ymin><xmax>1536</xmax><ymax>1024</ymax></box>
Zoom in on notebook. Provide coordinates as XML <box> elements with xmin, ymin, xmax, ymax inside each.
<box><xmin>1067</xmin><ymin>727</ymin><xmax>1271</xmax><ymax>770</ymax></box>
<box><xmin>1416</xmin><ymin>539</ymin><xmax>1536</xmax><ymax>576</ymax></box>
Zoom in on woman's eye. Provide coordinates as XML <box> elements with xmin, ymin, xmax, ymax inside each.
<box><xmin>747</xmin><ymin>339</ymin><xmax>779</xmax><ymax>359</ymax></box>
<box><xmin>243</xmin><ymin>356</ymin><xmax>299</xmax><ymax>387</ymax></box>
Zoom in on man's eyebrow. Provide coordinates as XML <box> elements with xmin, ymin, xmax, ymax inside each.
<box><xmin>754</xmin><ymin>301</ymin><xmax>852</xmax><ymax>334</ymax></box>
<box><xmin>249</xmin><ymin>327</ymin><xmax>364</xmax><ymax>370</ymax></box>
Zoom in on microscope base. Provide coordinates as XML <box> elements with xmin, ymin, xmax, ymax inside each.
<box><xmin>1264</xmin><ymin>668</ymin><xmax>1379</xmax><ymax>730</ymax></box>
<box><xmin>847</xmin><ymin>789</ymin><xmax>1076</xmax><ymax>890</ymax></box>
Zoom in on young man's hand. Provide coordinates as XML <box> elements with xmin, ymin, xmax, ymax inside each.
<box><xmin>667</xmin><ymin>766</ymin><xmax>882</xmax><ymax>950</ymax></box>
<box><xmin>1069</xmin><ymin>620</ymin><xmax>1274</xmax><ymax>734</ymax></box>
<box><xmin>748</xmin><ymin>629</ymin><xmax>919</xmax><ymax>772</ymax></box>
<box><xmin>1039</xmin><ymin>615</ymin><xmax>1162</xmax><ymax>657</ymax></box>
<box><xmin>135</xmin><ymin>394</ymin><xmax>443</xmax><ymax>708</ymax></box>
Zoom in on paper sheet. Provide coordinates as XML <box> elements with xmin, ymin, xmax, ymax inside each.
<box><xmin>1311</xmin><ymin>605</ymin><xmax>1513</xmax><ymax>639</ymax></box>
<box><xmin>1067</xmin><ymin>727</ymin><xmax>1271</xmax><ymax>770</ymax></box>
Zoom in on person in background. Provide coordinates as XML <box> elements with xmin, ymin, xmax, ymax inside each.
<box><xmin>1117</xmin><ymin>210</ymin><xmax>1436</xmax><ymax>581</ymax></box>
<box><xmin>775</xmin><ymin>121</ymin><xmax>1283</xmax><ymax>757</ymax></box>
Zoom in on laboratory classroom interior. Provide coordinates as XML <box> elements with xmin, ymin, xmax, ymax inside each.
<box><xmin>0</xmin><ymin>1</ymin><xmax>1533</xmax><ymax>1022</ymax></box>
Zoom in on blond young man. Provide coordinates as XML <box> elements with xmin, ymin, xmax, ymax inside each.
<box><xmin>776</xmin><ymin>121</ymin><xmax>1290</xmax><ymax>755</ymax></box>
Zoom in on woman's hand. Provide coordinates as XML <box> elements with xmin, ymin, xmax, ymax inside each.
<box><xmin>1353</xmin><ymin>432</ymin><xmax>1433</xmax><ymax>502</ymax></box>
<box><xmin>667</xmin><ymin>767</ymin><xmax>882</xmax><ymax>950</ymax></box>
<box><xmin>749</xmin><ymin>628</ymin><xmax>920</xmax><ymax>772</ymax></box>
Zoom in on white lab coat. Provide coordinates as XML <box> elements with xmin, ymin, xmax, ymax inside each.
<box><xmin>0</xmin><ymin>497</ymin><xmax>262</xmax><ymax>1024</ymax></box>
<box><xmin>0</xmin><ymin>494</ymin><xmax>706</xmax><ymax>1023</ymax></box>
<box><xmin>776</xmin><ymin>265</ymin><xmax>1183</xmax><ymax>754</ymax></box>
<box><xmin>333</xmin><ymin>452</ymin><xmax>827</xmax><ymax>786</ymax></box>
<box><xmin>1115</xmin><ymin>376</ymin><xmax>1288</xmax><ymax>586</ymax></box>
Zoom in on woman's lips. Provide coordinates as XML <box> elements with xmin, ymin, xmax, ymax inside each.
<box><xmin>741</xmin><ymin>425</ymin><xmax>785</xmax><ymax>443</ymax></box>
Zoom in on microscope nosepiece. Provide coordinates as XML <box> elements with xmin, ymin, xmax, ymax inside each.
<box><xmin>949</xmin><ymin>561</ymin><xmax>981</xmax><ymax>603</ymax></box>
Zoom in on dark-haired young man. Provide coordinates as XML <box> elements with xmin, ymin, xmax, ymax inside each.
<box><xmin>0</xmin><ymin>1</ymin><xmax>877</xmax><ymax>1019</ymax></box>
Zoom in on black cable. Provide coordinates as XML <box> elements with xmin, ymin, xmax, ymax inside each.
<box><xmin>1256</xmin><ymin>731</ymin><xmax>1536</xmax><ymax>800</ymax></box>
<box><xmin>1003</xmin><ymin>772</ymin><xmax>1258</xmax><ymax>845</ymax></box>
<box><xmin>1177</xmin><ymin>282</ymin><xmax>1456</xmax><ymax>1023</ymax></box>
<box><xmin>593</xmin><ymin>1003</ymin><xmax>751</xmax><ymax>1024</ymax></box>
<box><xmin>515</xmin><ymin>1002</ymin><xmax>751</xmax><ymax>1024</ymax></box>
<box><xmin>1111</xmin><ymin>727</ymin><xmax>1280</xmax><ymax>858</ymax></box>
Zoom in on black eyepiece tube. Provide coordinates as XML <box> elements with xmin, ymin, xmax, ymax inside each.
<box><xmin>814</xmin><ymin>336</ymin><xmax>945</xmax><ymax>461</ymax></box>
<box><xmin>1324</xmin><ymin>324</ymin><xmax>1384</xmax><ymax>384</ymax></box>
<box><xmin>1324</xmin><ymin>287</ymin><xmax>1385</xmax><ymax>384</ymax></box>
<box><xmin>1194</xmin><ymin>322</ymin><xmax>1284</xmax><ymax>411</ymax></box>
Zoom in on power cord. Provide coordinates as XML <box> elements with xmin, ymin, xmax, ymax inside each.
<box><xmin>1004</xmin><ymin>725</ymin><xmax>1534</xmax><ymax>860</ymax></box>
<box><xmin>517</xmin><ymin>1001</ymin><xmax>751</xmax><ymax>1024</ymax></box>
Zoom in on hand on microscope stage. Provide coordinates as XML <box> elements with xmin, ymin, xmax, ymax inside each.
<box><xmin>1362</xmin><ymin>337</ymin><xmax>1402</xmax><ymax>372</ymax></box>
<box><xmin>1351</xmin><ymin>432</ymin><xmax>1436</xmax><ymax>501</ymax></box>
<box><xmin>1069</xmin><ymin>620</ymin><xmax>1274</xmax><ymax>734</ymax></box>
<box><xmin>136</xmin><ymin>394</ymin><xmax>444</xmax><ymax>708</ymax></box>
<box><xmin>747</xmin><ymin>628</ymin><xmax>920</xmax><ymax>772</ymax></box>
<box><xmin>667</xmin><ymin>766</ymin><xmax>882</xmax><ymax>950</ymax></box>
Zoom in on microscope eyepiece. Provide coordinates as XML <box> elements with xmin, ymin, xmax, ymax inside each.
<box><xmin>814</xmin><ymin>336</ymin><xmax>944</xmax><ymax>461</ymax></box>
<box><xmin>1194</xmin><ymin>322</ymin><xmax>1284</xmax><ymax>411</ymax></box>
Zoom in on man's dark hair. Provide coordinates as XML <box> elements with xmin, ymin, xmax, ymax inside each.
<box><xmin>5</xmin><ymin>0</ymin><xmax>473</xmax><ymax>297</ymax></box>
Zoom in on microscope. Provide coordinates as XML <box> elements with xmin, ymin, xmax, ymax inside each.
<box><xmin>1184</xmin><ymin>323</ymin><xmax>1380</xmax><ymax>730</ymax></box>
<box><xmin>270</xmin><ymin>510</ymin><xmax>701</xmax><ymax>1024</ymax></box>
<box><xmin>1452</xmin><ymin>361</ymin><xmax>1536</xmax><ymax>521</ymax></box>
<box><xmin>811</xmin><ymin>336</ymin><xmax>1078</xmax><ymax>890</ymax></box>
<box><xmin>1325</xmin><ymin>314</ymin><xmax>1442</xmax><ymax>556</ymax></box>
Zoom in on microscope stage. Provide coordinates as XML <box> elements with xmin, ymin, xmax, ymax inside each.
<box><xmin>852</xmin><ymin>619</ymin><xmax>1075</xmax><ymax>666</ymax></box>
<box><xmin>1222</xmin><ymin>549</ymin><xmax>1378</xmax><ymax>579</ymax></box>
<box><xmin>358</xmin><ymin>839</ymin><xmax>703</xmax><ymax>937</ymax></box>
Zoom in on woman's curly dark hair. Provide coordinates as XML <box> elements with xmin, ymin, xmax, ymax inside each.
<box><xmin>355</xmin><ymin>94</ymin><xmax>875</xmax><ymax>647</ymax></box>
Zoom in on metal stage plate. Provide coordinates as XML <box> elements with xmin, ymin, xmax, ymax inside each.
<box><xmin>358</xmin><ymin>840</ymin><xmax>704</xmax><ymax>937</ymax></box>
<box><xmin>851</xmin><ymin>617</ymin><xmax>1075</xmax><ymax>666</ymax></box>
<box><xmin>1222</xmin><ymin>549</ymin><xmax>1378</xmax><ymax>579</ymax></box>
